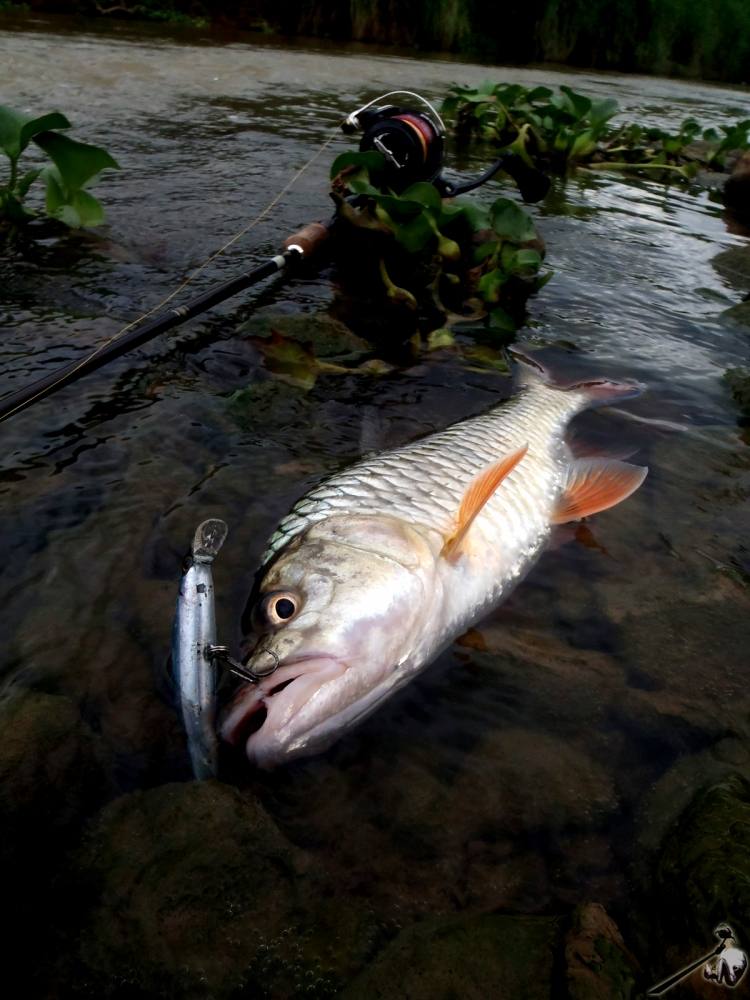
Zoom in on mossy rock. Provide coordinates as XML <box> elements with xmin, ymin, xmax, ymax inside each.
<box><xmin>565</xmin><ymin>902</ymin><xmax>640</xmax><ymax>1000</ymax></box>
<box><xmin>641</xmin><ymin>774</ymin><xmax>750</xmax><ymax>997</ymax></box>
<box><xmin>341</xmin><ymin>913</ymin><xmax>561</xmax><ymax>1000</ymax></box>
<box><xmin>59</xmin><ymin>780</ymin><xmax>388</xmax><ymax>998</ymax></box>
<box><xmin>0</xmin><ymin>689</ymin><xmax>113</xmax><ymax>994</ymax></box>
<box><xmin>724</xmin><ymin>366</ymin><xmax>750</xmax><ymax>418</ymax></box>
<box><xmin>237</xmin><ymin>311</ymin><xmax>368</xmax><ymax>359</ymax></box>
<box><xmin>0</xmin><ymin>689</ymin><xmax>112</xmax><ymax>860</ymax></box>
<box><xmin>65</xmin><ymin>781</ymin><xmax>304</xmax><ymax>997</ymax></box>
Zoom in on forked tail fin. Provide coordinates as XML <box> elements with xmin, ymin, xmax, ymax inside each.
<box><xmin>509</xmin><ymin>347</ymin><xmax>645</xmax><ymax>407</ymax></box>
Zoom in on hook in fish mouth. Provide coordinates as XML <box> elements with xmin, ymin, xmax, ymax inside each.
<box><xmin>219</xmin><ymin>654</ymin><xmax>347</xmax><ymax>765</ymax></box>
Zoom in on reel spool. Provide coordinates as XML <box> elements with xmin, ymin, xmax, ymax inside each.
<box><xmin>343</xmin><ymin>92</ymin><xmax>550</xmax><ymax>203</ymax></box>
<box><xmin>343</xmin><ymin>104</ymin><xmax>444</xmax><ymax>190</ymax></box>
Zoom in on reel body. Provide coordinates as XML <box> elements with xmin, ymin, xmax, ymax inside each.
<box><xmin>345</xmin><ymin>104</ymin><xmax>444</xmax><ymax>190</ymax></box>
<box><xmin>343</xmin><ymin>95</ymin><xmax>550</xmax><ymax>203</ymax></box>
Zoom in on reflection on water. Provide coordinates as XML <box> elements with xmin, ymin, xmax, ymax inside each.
<box><xmin>1</xmin><ymin>15</ymin><xmax>750</xmax><ymax>998</ymax></box>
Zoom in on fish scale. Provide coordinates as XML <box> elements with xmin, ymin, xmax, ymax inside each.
<box><xmin>264</xmin><ymin>380</ymin><xmax>578</xmax><ymax>566</ymax></box>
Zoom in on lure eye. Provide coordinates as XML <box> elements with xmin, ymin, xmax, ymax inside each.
<box><xmin>258</xmin><ymin>591</ymin><xmax>299</xmax><ymax>628</ymax></box>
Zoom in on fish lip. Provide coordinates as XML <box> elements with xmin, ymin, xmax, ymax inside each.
<box><xmin>218</xmin><ymin>654</ymin><xmax>346</xmax><ymax>755</ymax></box>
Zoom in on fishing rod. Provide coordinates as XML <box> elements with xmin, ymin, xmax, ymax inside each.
<box><xmin>0</xmin><ymin>222</ymin><xmax>331</xmax><ymax>423</ymax></box>
<box><xmin>1</xmin><ymin>91</ymin><xmax>550</xmax><ymax>426</ymax></box>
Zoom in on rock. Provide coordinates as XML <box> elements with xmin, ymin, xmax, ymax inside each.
<box><xmin>341</xmin><ymin>913</ymin><xmax>561</xmax><ymax>1000</ymax></box>
<box><xmin>237</xmin><ymin>311</ymin><xmax>368</xmax><ymax>359</ymax></box>
<box><xmin>0</xmin><ymin>688</ymin><xmax>112</xmax><ymax>994</ymax></box>
<box><xmin>724</xmin><ymin>366</ymin><xmax>750</xmax><ymax>422</ymax></box>
<box><xmin>57</xmin><ymin>780</ymin><xmax>386</xmax><ymax>999</ymax></box>
<box><xmin>643</xmin><ymin>774</ymin><xmax>750</xmax><ymax>998</ymax></box>
<box><xmin>455</xmin><ymin>727</ymin><xmax>618</xmax><ymax>837</ymax></box>
<box><xmin>723</xmin><ymin>150</ymin><xmax>750</xmax><ymax>226</ymax></box>
<box><xmin>565</xmin><ymin>902</ymin><xmax>639</xmax><ymax>1000</ymax></box>
<box><xmin>62</xmin><ymin>781</ymin><xmax>302</xmax><ymax>997</ymax></box>
<box><xmin>634</xmin><ymin>738</ymin><xmax>750</xmax><ymax>859</ymax></box>
<box><xmin>0</xmin><ymin>689</ymin><xmax>112</xmax><ymax>863</ymax></box>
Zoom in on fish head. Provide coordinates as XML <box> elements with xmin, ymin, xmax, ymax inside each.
<box><xmin>220</xmin><ymin>514</ymin><xmax>441</xmax><ymax>768</ymax></box>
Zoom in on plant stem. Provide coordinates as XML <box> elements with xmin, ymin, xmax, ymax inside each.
<box><xmin>8</xmin><ymin>155</ymin><xmax>18</xmax><ymax>193</ymax></box>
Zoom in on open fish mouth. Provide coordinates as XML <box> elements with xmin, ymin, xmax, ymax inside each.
<box><xmin>219</xmin><ymin>655</ymin><xmax>347</xmax><ymax>766</ymax></box>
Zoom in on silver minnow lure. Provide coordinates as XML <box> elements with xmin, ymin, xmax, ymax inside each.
<box><xmin>173</xmin><ymin>518</ymin><xmax>228</xmax><ymax>779</ymax></box>
<box><xmin>221</xmin><ymin>353</ymin><xmax>648</xmax><ymax>769</ymax></box>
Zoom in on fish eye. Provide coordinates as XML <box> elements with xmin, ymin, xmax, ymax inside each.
<box><xmin>258</xmin><ymin>591</ymin><xmax>299</xmax><ymax>629</ymax></box>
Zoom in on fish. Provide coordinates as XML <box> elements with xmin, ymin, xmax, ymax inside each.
<box><xmin>172</xmin><ymin>518</ymin><xmax>228</xmax><ymax>779</ymax></box>
<box><xmin>221</xmin><ymin>352</ymin><xmax>647</xmax><ymax>769</ymax></box>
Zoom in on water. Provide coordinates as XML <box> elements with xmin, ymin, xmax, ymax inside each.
<box><xmin>1</xmin><ymin>16</ymin><xmax>750</xmax><ymax>997</ymax></box>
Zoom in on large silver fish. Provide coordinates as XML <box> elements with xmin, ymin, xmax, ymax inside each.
<box><xmin>221</xmin><ymin>353</ymin><xmax>647</xmax><ymax>768</ymax></box>
<box><xmin>173</xmin><ymin>518</ymin><xmax>228</xmax><ymax>779</ymax></box>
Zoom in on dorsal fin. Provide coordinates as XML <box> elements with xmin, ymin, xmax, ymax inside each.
<box><xmin>509</xmin><ymin>347</ymin><xmax>645</xmax><ymax>407</ymax></box>
<box><xmin>442</xmin><ymin>445</ymin><xmax>528</xmax><ymax>560</ymax></box>
<box><xmin>552</xmin><ymin>458</ymin><xmax>648</xmax><ymax>525</ymax></box>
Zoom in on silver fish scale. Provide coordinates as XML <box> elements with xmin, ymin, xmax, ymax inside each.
<box><xmin>263</xmin><ymin>385</ymin><xmax>577</xmax><ymax>566</ymax></box>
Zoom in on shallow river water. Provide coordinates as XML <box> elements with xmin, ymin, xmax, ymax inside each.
<box><xmin>1</xmin><ymin>16</ymin><xmax>750</xmax><ymax>999</ymax></box>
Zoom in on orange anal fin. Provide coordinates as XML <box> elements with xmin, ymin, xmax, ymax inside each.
<box><xmin>442</xmin><ymin>444</ymin><xmax>528</xmax><ymax>561</ymax></box>
<box><xmin>552</xmin><ymin>458</ymin><xmax>648</xmax><ymax>525</ymax></box>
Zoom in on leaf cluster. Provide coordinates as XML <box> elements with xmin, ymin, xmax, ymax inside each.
<box><xmin>330</xmin><ymin>150</ymin><xmax>551</xmax><ymax>341</ymax></box>
<box><xmin>0</xmin><ymin>104</ymin><xmax>119</xmax><ymax>233</ymax></box>
<box><xmin>442</xmin><ymin>82</ymin><xmax>750</xmax><ymax>181</ymax></box>
<box><xmin>442</xmin><ymin>82</ymin><xmax>618</xmax><ymax>169</ymax></box>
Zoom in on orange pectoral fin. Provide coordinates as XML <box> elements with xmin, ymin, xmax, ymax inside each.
<box><xmin>552</xmin><ymin>458</ymin><xmax>648</xmax><ymax>525</ymax></box>
<box><xmin>442</xmin><ymin>444</ymin><xmax>528</xmax><ymax>560</ymax></box>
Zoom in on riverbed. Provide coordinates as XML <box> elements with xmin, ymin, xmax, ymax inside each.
<box><xmin>1</xmin><ymin>15</ymin><xmax>749</xmax><ymax>998</ymax></box>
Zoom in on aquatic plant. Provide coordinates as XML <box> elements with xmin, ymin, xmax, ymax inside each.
<box><xmin>93</xmin><ymin>0</ymin><xmax>208</xmax><ymax>28</ymax></box>
<box><xmin>442</xmin><ymin>82</ymin><xmax>750</xmax><ymax>182</ymax></box>
<box><xmin>0</xmin><ymin>105</ymin><xmax>119</xmax><ymax>232</ymax></box>
<box><xmin>330</xmin><ymin>149</ymin><xmax>551</xmax><ymax>343</ymax></box>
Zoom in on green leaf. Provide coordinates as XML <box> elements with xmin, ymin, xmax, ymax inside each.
<box><xmin>15</xmin><ymin>167</ymin><xmax>40</xmax><ymax>198</ymax></box>
<box><xmin>556</xmin><ymin>86</ymin><xmax>592</xmax><ymax>122</ymax></box>
<box><xmin>44</xmin><ymin>168</ymin><xmax>105</xmax><ymax>227</ymax></box>
<box><xmin>399</xmin><ymin>181</ymin><xmax>442</xmax><ymax>211</ymax></box>
<box><xmin>452</xmin><ymin>198</ymin><xmax>491</xmax><ymax>232</ymax></box>
<box><xmin>587</xmin><ymin>98</ymin><xmax>618</xmax><ymax>129</ymax></box>
<box><xmin>393</xmin><ymin>211</ymin><xmax>434</xmax><ymax>253</ymax></box>
<box><xmin>513</xmin><ymin>248</ymin><xmax>542</xmax><ymax>272</ymax></box>
<box><xmin>34</xmin><ymin>131</ymin><xmax>119</xmax><ymax>193</ymax></box>
<box><xmin>488</xmin><ymin>306</ymin><xmax>517</xmax><ymax>333</ymax></box>
<box><xmin>569</xmin><ymin>129</ymin><xmax>598</xmax><ymax>161</ymax></box>
<box><xmin>473</xmin><ymin>240</ymin><xmax>498</xmax><ymax>264</ymax></box>
<box><xmin>0</xmin><ymin>189</ymin><xmax>34</xmax><ymax>222</ymax></box>
<box><xmin>526</xmin><ymin>86</ymin><xmax>553</xmax><ymax>103</ymax></box>
<box><xmin>329</xmin><ymin>150</ymin><xmax>384</xmax><ymax>180</ymax></box>
<box><xmin>490</xmin><ymin>197</ymin><xmax>537</xmax><ymax>242</ymax></box>
<box><xmin>0</xmin><ymin>106</ymin><xmax>70</xmax><ymax>160</ymax></box>
<box><xmin>477</xmin><ymin>268</ymin><xmax>508</xmax><ymax>303</ymax></box>
<box><xmin>427</xmin><ymin>328</ymin><xmax>455</xmax><ymax>350</ymax></box>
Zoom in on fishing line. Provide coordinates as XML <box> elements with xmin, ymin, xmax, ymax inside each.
<box><xmin>0</xmin><ymin>125</ymin><xmax>341</xmax><ymax>422</ymax></box>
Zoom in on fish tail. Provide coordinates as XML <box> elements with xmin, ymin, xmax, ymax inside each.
<box><xmin>509</xmin><ymin>347</ymin><xmax>645</xmax><ymax>407</ymax></box>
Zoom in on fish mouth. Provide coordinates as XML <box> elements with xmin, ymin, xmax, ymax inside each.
<box><xmin>219</xmin><ymin>654</ymin><xmax>347</xmax><ymax>768</ymax></box>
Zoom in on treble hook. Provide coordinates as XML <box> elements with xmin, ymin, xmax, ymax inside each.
<box><xmin>207</xmin><ymin>644</ymin><xmax>279</xmax><ymax>684</ymax></box>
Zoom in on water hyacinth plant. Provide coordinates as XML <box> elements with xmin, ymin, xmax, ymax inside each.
<box><xmin>442</xmin><ymin>82</ymin><xmax>750</xmax><ymax>181</ymax></box>
<box><xmin>0</xmin><ymin>104</ymin><xmax>119</xmax><ymax>233</ymax></box>
<box><xmin>330</xmin><ymin>149</ymin><xmax>551</xmax><ymax>344</ymax></box>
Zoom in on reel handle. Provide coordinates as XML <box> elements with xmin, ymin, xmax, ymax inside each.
<box><xmin>437</xmin><ymin>153</ymin><xmax>550</xmax><ymax>203</ymax></box>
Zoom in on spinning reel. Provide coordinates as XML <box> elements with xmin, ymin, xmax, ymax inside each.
<box><xmin>342</xmin><ymin>91</ymin><xmax>550</xmax><ymax>203</ymax></box>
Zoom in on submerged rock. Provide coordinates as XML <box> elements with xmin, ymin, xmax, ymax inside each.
<box><xmin>565</xmin><ymin>902</ymin><xmax>639</xmax><ymax>1000</ymax></box>
<box><xmin>724</xmin><ymin>366</ymin><xmax>750</xmax><ymax>422</ymax></box>
<box><xmin>60</xmin><ymin>780</ymin><xmax>388</xmax><ymax>999</ymax></box>
<box><xmin>0</xmin><ymin>688</ymin><xmax>112</xmax><ymax>993</ymax></box>
<box><xmin>341</xmin><ymin>913</ymin><xmax>561</xmax><ymax>1000</ymax></box>
<box><xmin>643</xmin><ymin>774</ymin><xmax>750</xmax><ymax>998</ymax></box>
<box><xmin>237</xmin><ymin>311</ymin><xmax>368</xmax><ymax>360</ymax></box>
